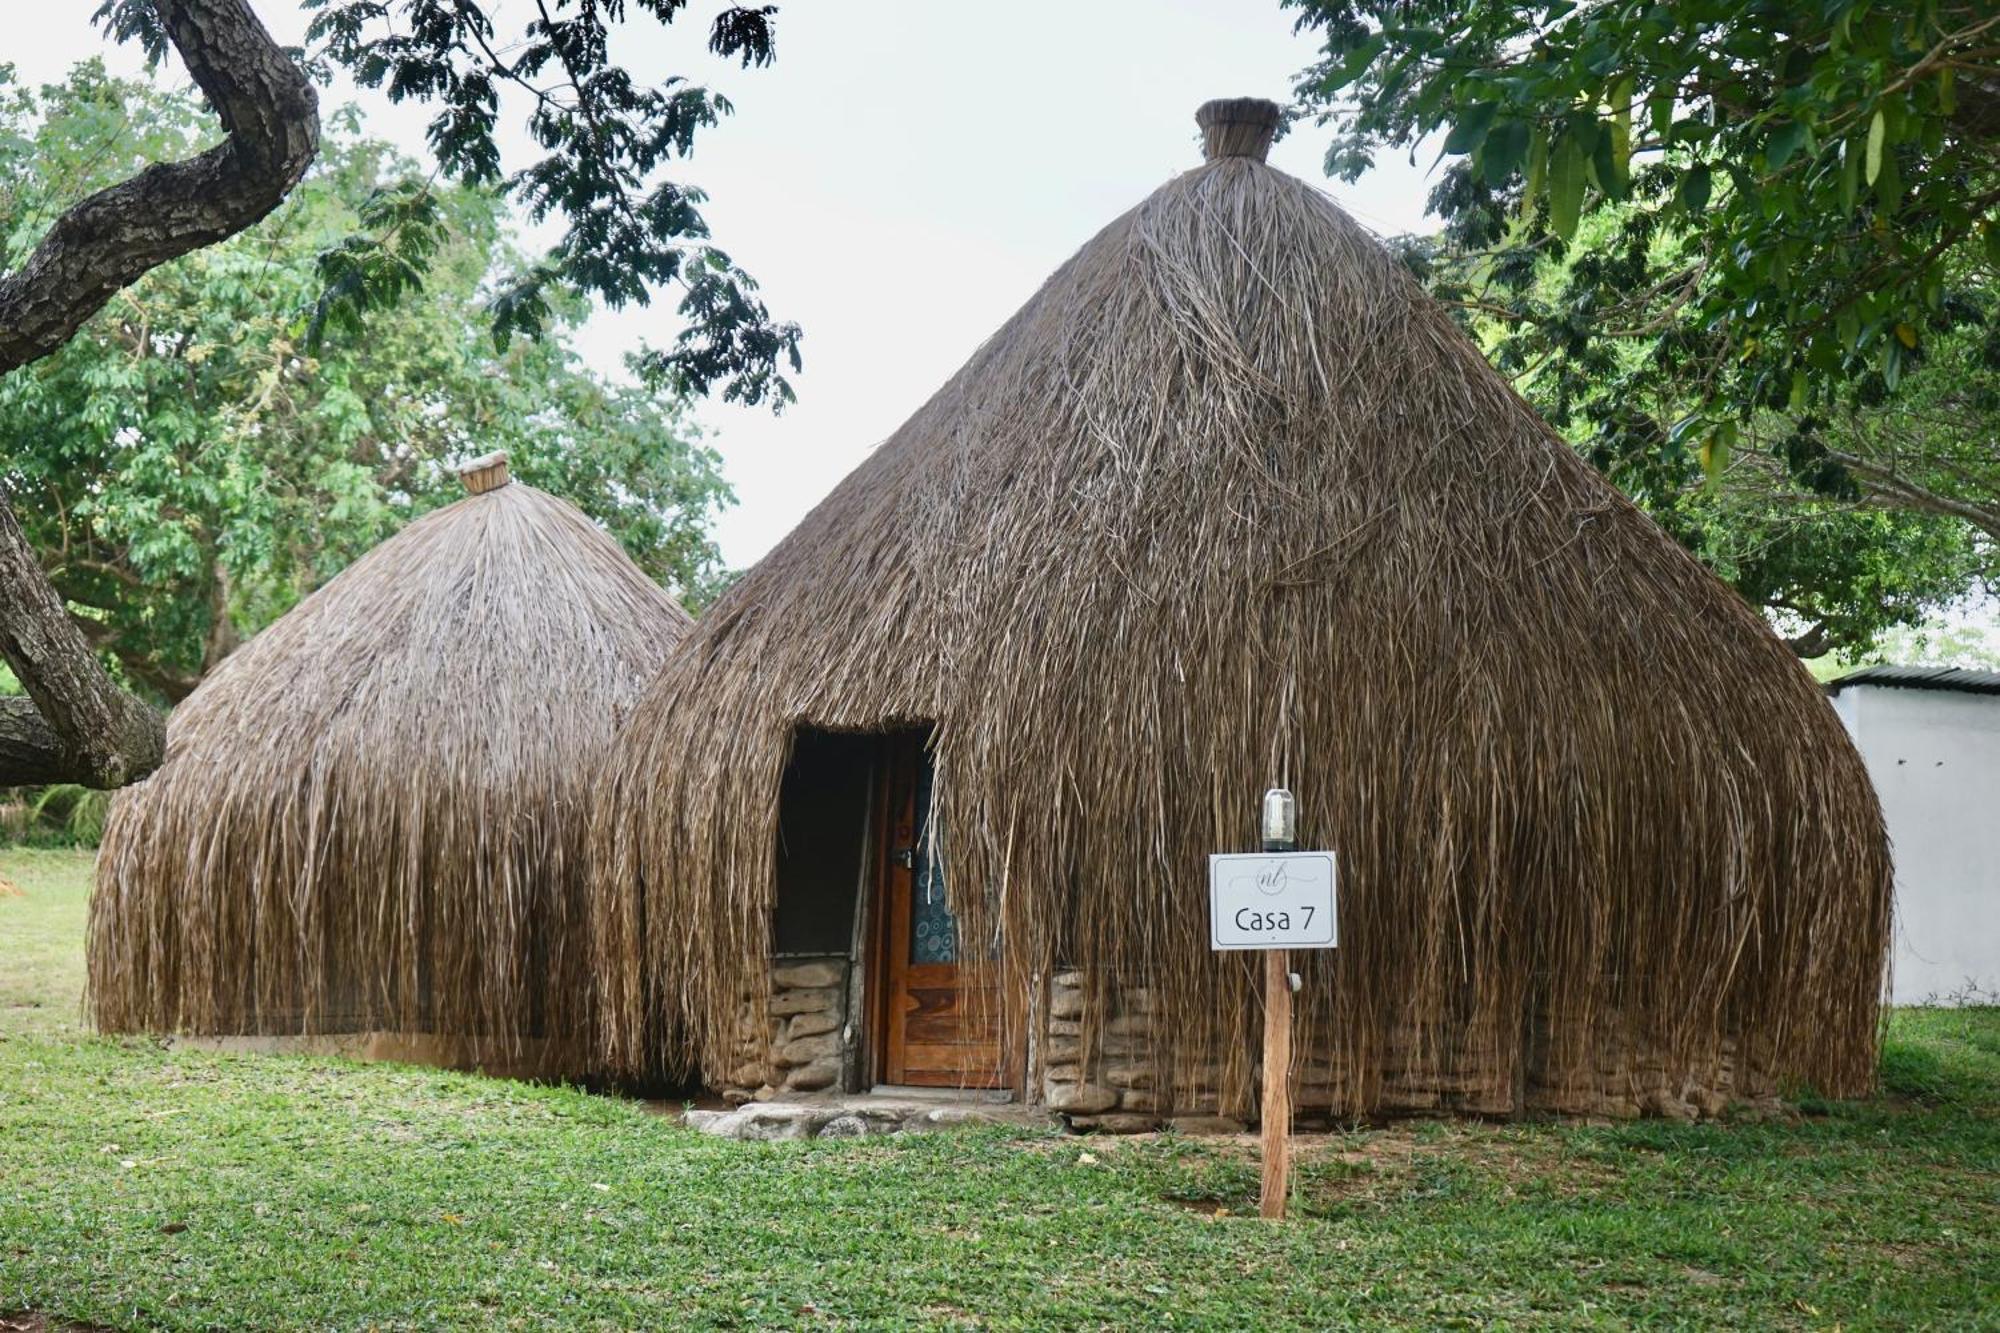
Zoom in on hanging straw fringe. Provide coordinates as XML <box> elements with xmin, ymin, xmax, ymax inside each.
<box><xmin>588</xmin><ymin>143</ymin><xmax>1891</xmax><ymax>1113</ymax></box>
<box><xmin>90</xmin><ymin>482</ymin><xmax>689</xmax><ymax>1073</ymax></box>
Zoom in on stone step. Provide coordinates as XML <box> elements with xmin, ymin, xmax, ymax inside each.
<box><xmin>682</xmin><ymin>1097</ymin><xmax>1058</xmax><ymax>1141</ymax></box>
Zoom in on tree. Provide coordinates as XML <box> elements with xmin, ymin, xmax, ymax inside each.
<box><xmin>1289</xmin><ymin>1</ymin><xmax>1999</xmax><ymax>549</ymax></box>
<box><xmin>1387</xmin><ymin>209</ymin><xmax>1992</xmax><ymax>658</ymax></box>
<box><xmin>1642</xmin><ymin>484</ymin><xmax>1984</xmax><ymax>657</ymax></box>
<box><xmin>1</xmin><ymin>66</ymin><xmax>731</xmax><ymax>703</ymax></box>
<box><xmin>0</xmin><ymin>0</ymin><xmax>792</xmax><ymax>788</ymax></box>
<box><xmin>0</xmin><ymin>0</ymin><xmax>317</xmax><ymax>787</ymax></box>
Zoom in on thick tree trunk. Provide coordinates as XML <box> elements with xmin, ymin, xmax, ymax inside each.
<box><xmin>0</xmin><ymin>0</ymin><xmax>319</xmax><ymax>788</ymax></box>
<box><xmin>0</xmin><ymin>501</ymin><xmax>164</xmax><ymax>786</ymax></box>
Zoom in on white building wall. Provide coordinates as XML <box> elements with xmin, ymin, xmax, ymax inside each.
<box><xmin>1833</xmin><ymin>686</ymin><xmax>2000</xmax><ymax>1005</ymax></box>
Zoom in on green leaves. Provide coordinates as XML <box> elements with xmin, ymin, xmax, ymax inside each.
<box><xmin>1548</xmin><ymin>132</ymin><xmax>1587</xmax><ymax>241</ymax></box>
<box><xmin>1479</xmin><ymin>118</ymin><xmax>1531</xmax><ymax>186</ymax></box>
<box><xmin>0</xmin><ymin>73</ymin><xmax>732</xmax><ymax>697</ymax></box>
<box><xmin>1443</xmin><ymin>101</ymin><xmax>1498</xmax><ymax>155</ymax></box>
<box><xmin>1608</xmin><ymin>74</ymin><xmax>1634</xmax><ymax>185</ymax></box>
<box><xmin>1766</xmin><ymin>120</ymin><xmax>1809</xmax><ymax>171</ymax></box>
<box><xmin>1698</xmin><ymin>434</ymin><xmax>1731</xmax><ymax>486</ymax></box>
<box><xmin>1524</xmin><ymin>124</ymin><xmax>1550</xmax><ymax>201</ymax></box>
<box><xmin>1325</xmin><ymin>30</ymin><xmax>1388</xmax><ymax>87</ymax></box>
<box><xmin>1693</xmin><ymin>419</ymin><xmax>1741</xmax><ymax>488</ymax></box>
<box><xmin>1289</xmin><ymin>0</ymin><xmax>1998</xmax><ymax>510</ymax></box>
<box><xmin>1873</xmin><ymin>141</ymin><xmax>1903</xmax><ymax>212</ymax></box>
<box><xmin>296</xmin><ymin>0</ymin><xmax>798</xmax><ymax>411</ymax></box>
<box><xmin>306</xmin><ymin>181</ymin><xmax>447</xmax><ymax>354</ymax></box>
<box><xmin>1678</xmin><ymin>163</ymin><xmax>1713</xmax><ymax>214</ymax></box>
<box><xmin>487</xmin><ymin>269</ymin><xmax>556</xmax><ymax>355</ymax></box>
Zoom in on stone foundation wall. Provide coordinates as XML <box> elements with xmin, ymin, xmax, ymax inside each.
<box><xmin>718</xmin><ymin>956</ymin><xmax>853</xmax><ymax>1104</ymax></box>
<box><xmin>1039</xmin><ymin>970</ymin><xmax>1250</xmax><ymax>1133</ymax></box>
<box><xmin>714</xmin><ymin>959</ymin><xmax>1782</xmax><ymax>1129</ymax></box>
<box><xmin>1522</xmin><ymin>1010</ymin><xmax>1779</xmax><ymax>1121</ymax></box>
<box><xmin>1038</xmin><ymin>970</ymin><xmax>1780</xmax><ymax>1132</ymax></box>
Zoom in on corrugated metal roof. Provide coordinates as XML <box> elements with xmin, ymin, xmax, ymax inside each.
<box><xmin>1825</xmin><ymin>665</ymin><xmax>2000</xmax><ymax>696</ymax></box>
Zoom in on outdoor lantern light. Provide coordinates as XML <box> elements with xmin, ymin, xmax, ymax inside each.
<box><xmin>1262</xmin><ymin>787</ymin><xmax>1297</xmax><ymax>852</ymax></box>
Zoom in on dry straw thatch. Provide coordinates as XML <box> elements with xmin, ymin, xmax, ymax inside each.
<box><xmin>91</xmin><ymin>455</ymin><xmax>689</xmax><ymax>1071</ymax></box>
<box><xmin>592</xmin><ymin>100</ymin><xmax>1891</xmax><ymax>1112</ymax></box>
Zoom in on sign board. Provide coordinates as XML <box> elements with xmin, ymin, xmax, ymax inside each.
<box><xmin>1208</xmin><ymin>851</ymin><xmax>1337</xmax><ymax>951</ymax></box>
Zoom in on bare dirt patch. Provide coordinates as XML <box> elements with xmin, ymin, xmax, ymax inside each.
<box><xmin>2</xmin><ymin>1313</ymin><xmax>116</xmax><ymax>1333</ymax></box>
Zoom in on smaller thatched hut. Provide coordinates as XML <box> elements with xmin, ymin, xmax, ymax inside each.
<box><xmin>90</xmin><ymin>453</ymin><xmax>689</xmax><ymax>1076</ymax></box>
<box><xmin>590</xmin><ymin>98</ymin><xmax>1891</xmax><ymax>1127</ymax></box>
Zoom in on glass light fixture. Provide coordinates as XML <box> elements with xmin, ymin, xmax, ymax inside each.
<box><xmin>1261</xmin><ymin>787</ymin><xmax>1297</xmax><ymax>852</ymax></box>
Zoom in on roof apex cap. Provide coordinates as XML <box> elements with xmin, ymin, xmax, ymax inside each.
<box><xmin>457</xmin><ymin>450</ymin><xmax>511</xmax><ymax>495</ymax></box>
<box><xmin>1195</xmin><ymin>97</ymin><xmax>1282</xmax><ymax>163</ymax></box>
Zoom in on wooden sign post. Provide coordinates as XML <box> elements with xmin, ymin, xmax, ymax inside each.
<box><xmin>1209</xmin><ymin>789</ymin><xmax>1337</xmax><ymax>1222</ymax></box>
<box><xmin>1260</xmin><ymin>946</ymin><xmax>1293</xmax><ymax>1219</ymax></box>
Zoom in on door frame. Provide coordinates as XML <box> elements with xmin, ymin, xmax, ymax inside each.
<box><xmin>862</xmin><ymin>729</ymin><xmax>1024</xmax><ymax>1093</ymax></box>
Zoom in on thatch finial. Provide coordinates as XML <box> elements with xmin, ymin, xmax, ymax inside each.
<box><xmin>1196</xmin><ymin>97</ymin><xmax>1282</xmax><ymax>163</ymax></box>
<box><xmin>458</xmin><ymin>450</ymin><xmax>511</xmax><ymax>495</ymax></box>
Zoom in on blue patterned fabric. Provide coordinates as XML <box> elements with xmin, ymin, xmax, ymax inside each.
<box><xmin>910</xmin><ymin>757</ymin><xmax>958</xmax><ymax>964</ymax></box>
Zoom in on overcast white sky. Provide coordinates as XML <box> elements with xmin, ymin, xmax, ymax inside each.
<box><xmin>12</xmin><ymin>1</ymin><xmax>1440</xmax><ymax>567</ymax></box>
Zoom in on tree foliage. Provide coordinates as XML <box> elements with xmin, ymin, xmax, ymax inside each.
<box><xmin>0</xmin><ymin>0</ymin><xmax>799</xmax><ymax>788</ymax></box>
<box><xmin>91</xmin><ymin>0</ymin><xmax>802</xmax><ymax>409</ymax></box>
<box><xmin>1387</xmin><ymin>207</ymin><xmax>1991</xmax><ymax>656</ymax></box>
<box><xmin>1292</xmin><ymin>0</ymin><xmax>1999</xmax><ymax>652</ymax></box>
<box><xmin>0</xmin><ymin>64</ymin><xmax>730</xmax><ymax>702</ymax></box>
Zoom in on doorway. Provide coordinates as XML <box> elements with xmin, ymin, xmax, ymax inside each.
<box><xmin>871</xmin><ymin>732</ymin><xmax>1011</xmax><ymax>1089</ymax></box>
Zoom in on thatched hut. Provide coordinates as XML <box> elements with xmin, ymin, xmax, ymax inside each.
<box><xmin>91</xmin><ymin>453</ymin><xmax>688</xmax><ymax>1076</ymax></box>
<box><xmin>592</xmin><ymin>100</ymin><xmax>1891</xmax><ymax>1125</ymax></box>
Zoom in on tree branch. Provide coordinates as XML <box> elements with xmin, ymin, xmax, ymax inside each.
<box><xmin>1826</xmin><ymin>447</ymin><xmax>2000</xmax><ymax>544</ymax></box>
<box><xmin>0</xmin><ymin>0</ymin><xmax>320</xmax><ymax>788</ymax></box>
<box><xmin>1785</xmin><ymin>622</ymin><xmax>1834</xmax><ymax>660</ymax></box>
<box><xmin>0</xmin><ymin>0</ymin><xmax>320</xmax><ymax>375</ymax></box>
<box><xmin>0</xmin><ymin>698</ymin><xmax>107</xmax><ymax>787</ymax></box>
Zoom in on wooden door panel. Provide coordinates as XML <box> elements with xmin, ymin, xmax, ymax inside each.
<box><xmin>903</xmin><ymin>1010</ymin><xmax>1001</xmax><ymax>1045</ymax></box>
<box><xmin>876</xmin><ymin>734</ymin><xmax>1013</xmax><ymax>1091</ymax></box>
<box><xmin>898</xmin><ymin>1042</ymin><xmax>1004</xmax><ymax>1087</ymax></box>
<box><xmin>903</xmin><ymin>992</ymin><xmax>1002</xmax><ymax>1044</ymax></box>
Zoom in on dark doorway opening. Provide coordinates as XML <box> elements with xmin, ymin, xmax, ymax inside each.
<box><xmin>770</xmin><ymin>726</ymin><xmax>1020</xmax><ymax>1094</ymax></box>
<box><xmin>772</xmin><ymin>729</ymin><xmax>879</xmax><ymax>956</ymax></box>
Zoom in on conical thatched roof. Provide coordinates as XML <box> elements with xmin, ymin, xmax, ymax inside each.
<box><xmin>592</xmin><ymin>101</ymin><xmax>1890</xmax><ymax>1110</ymax></box>
<box><xmin>91</xmin><ymin>455</ymin><xmax>690</xmax><ymax>1071</ymax></box>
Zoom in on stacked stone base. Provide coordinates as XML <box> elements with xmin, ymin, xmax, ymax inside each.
<box><xmin>1038</xmin><ymin>971</ymin><xmax>1779</xmax><ymax>1132</ymax></box>
<box><xmin>1523</xmin><ymin>1009</ymin><xmax>1781</xmax><ymax>1123</ymax></box>
<box><xmin>716</xmin><ymin>962</ymin><xmax>1784</xmax><ymax>1131</ymax></box>
<box><xmin>718</xmin><ymin>956</ymin><xmax>851</xmax><ymax>1104</ymax></box>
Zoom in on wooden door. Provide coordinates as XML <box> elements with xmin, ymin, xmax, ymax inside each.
<box><xmin>877</xmin><ymin>737</ymin><xmax>1008</xmax><ymax>1089</ymax></box>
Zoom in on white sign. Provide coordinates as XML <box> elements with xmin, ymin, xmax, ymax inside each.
<box><xmin>1208</xmin><ymin>851</ymin><xmax>1337</xmax><ymax>951</ymax></box>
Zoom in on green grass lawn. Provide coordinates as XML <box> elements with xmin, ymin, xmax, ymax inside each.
<box><xmin>0</xmin><ymin>849</ymin><xmax>93</xmax><ymax>1042</ymax></box>
<box><xmin>3</xmin><ymin>849</ymin><xmax>1995</xmax><ymax>1330</ymax></box>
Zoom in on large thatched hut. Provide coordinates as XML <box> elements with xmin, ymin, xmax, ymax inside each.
<box><xmin>91</xmin><ymin>453</ymin><xmax>688</xmax><ymax>1076</ymax></box>
<box><xmin>592</xmin><ymin>100</ymin><xmax>1891</xmax><ymax>1125</ymax></box>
